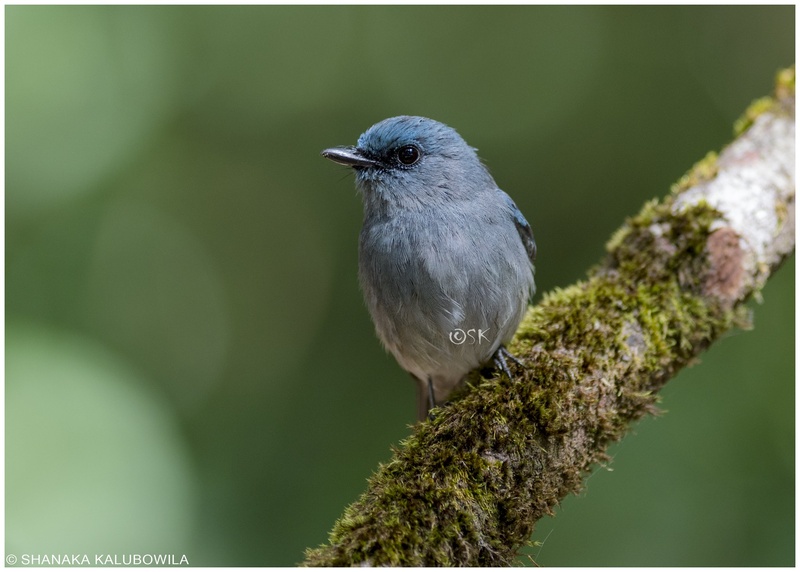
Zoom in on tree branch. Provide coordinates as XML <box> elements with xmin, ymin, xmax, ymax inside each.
<box><xmin>303</xmin><ymin>67</ymin><xmax>795</xmax><ymax>567</ymax></box>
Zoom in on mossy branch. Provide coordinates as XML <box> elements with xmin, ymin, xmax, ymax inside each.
<box><xmin>303</xmin><ymin>67</ymin><xmax>795</xmax><ymax>567</ymax></box>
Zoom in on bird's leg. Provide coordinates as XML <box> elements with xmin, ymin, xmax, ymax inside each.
<box><xmin>493</xmin><ymin>345</ymin><xmax>525</xmax><ymax>379</ymax></box>
<box><xmin>427</xmin><ymin>376</ymin><xmax>436</xmax><ymax>420</ymax></box>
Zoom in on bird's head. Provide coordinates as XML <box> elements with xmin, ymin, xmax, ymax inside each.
<box><xmin>322</xmin><ymin>116</ymin><xmax>494</xmax><ymax>211</ymax></box>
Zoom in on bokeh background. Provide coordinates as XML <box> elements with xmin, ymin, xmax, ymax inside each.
<box><xmin>5</xmin><ymin>5</ymin><xmax>794</xmax><ymax>566</ymax></box>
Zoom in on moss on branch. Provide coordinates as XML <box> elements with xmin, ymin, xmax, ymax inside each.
<box><xmin>303</xmin><ymin>67</ymin><xmax>795</xmax><ymax>567</ymax></box>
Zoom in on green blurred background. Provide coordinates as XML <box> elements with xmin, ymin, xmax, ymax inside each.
<box><xmin>5</xmin><ymin>5</ymin><xmax>794</xmax><ymax>566</ymax></box>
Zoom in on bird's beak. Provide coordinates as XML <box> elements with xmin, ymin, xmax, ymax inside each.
<box><xmin>321</xmin><ymin>146</ymin><xmax>377</xmax><ymax>168</ymax></box>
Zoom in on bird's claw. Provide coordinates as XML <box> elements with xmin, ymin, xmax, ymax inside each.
<box><xmin>493</xmin><ymin>345</ymin><xmax>524</xmax><ymax>380</ymax></box>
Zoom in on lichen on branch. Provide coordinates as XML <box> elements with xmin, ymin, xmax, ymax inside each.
<box><xmin>303</xmin><ymin>66</ymin><xmax>795</xmax><ymax>567</ymax></box>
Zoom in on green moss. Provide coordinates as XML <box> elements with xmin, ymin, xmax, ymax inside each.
<box><xmin>734</xmin><ymin>67</ymin><xmax>795</xmax><ymax>136</ymax></box>
<box><xmin>775</xmin><ymin>65</ymin><xmax>795</xmax><ymax>101</ymax></box>
<box><xmin>734</xmin><ymin>96</ymin><xmax>775</xmax><ymax>136</ymax></box>
<box><xmin>671</xmin><ymin>152</ymin><xmax>719</xmax><ymax>195</ymax></box>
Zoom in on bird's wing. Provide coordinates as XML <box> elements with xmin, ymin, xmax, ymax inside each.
<box><xmin>500</xmin><ymin>190</ymin><xmax>537</xmax><ymax>264</ymax></box>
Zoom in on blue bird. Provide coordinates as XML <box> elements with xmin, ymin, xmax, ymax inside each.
<box><xmin>322</xmin><ymin>116</ymin><xmax>536</xmax><ymax>421</ymax></box>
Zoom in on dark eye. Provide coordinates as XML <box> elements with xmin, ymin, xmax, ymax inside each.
<box><xmin>396</xmin><ymin>145</ymin><xmax>421</xmax><ymax>166</ymax></box>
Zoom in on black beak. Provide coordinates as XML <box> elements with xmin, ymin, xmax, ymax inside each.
<box><xmin>321</xmin><ymin>146</ymin><xmax>377</xmax><ymax>168</ymax></box>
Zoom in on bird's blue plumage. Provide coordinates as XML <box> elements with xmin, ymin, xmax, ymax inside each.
<box><xmin>322</xmin><ymin>116</ymin><xmax>536</xmax><ymax>420</ymax></box>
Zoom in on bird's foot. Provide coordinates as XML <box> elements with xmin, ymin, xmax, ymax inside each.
<box><xmin>493</xmin><ymin>345</ymin><xmax>525</xmax><ymax>380</ymax></box>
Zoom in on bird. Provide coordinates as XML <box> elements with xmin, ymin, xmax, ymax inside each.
<box><xmin>321</xmin><ymin>116</ymin><xmax>536</xmax><ymax>421</ymax></box>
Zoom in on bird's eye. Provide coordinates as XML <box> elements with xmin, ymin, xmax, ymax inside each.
<box><xmin>396</xmin><ymin>145</ymin><xmax>421</xmax><ymax>166</ymax></box>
